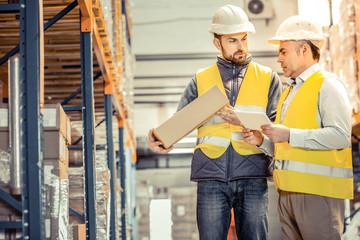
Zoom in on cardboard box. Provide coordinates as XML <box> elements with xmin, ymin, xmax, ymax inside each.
<box><xmin>44</xmin><ymin>131</ymin><xmax>68</xmax><ymax>161</ymax></box>
<box><xmin>72</xmin><ymin>224</ymin><xmax>86</xmax><ymax>240</ymax></box>
<box><xmin>69</xmin><ymin>149</ymin><xmax>83</xmax><ymax>166</ymax></box>
<box><xmin>0</xmin><ymin>131</ymin><xmax>8</xmax><ymax>152</ymax></box>
<box><xmin>0</xmin><ymin>104</ymin><xmax>72</xmax><ymax>150</ymax></box>
<box><xmin>154</xmin><ymin>85</ymin><xmax>228</xmax><ymax>149</ymax></box>
<box><xmin>44</xmin><ymin>104</ymin><xmax>71</xmax><ymax>145</ymax></box>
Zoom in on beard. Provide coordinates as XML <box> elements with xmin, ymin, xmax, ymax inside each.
<box><xmin>220</xmin><ymin>45</ymin><xmax>247</xmax><ymax>65</ymax></box>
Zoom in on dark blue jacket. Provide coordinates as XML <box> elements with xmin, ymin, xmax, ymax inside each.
<box><xmin>177</xmin><ymin>55</ymin><xmax>282</xmax><ymax>182</ymax></box>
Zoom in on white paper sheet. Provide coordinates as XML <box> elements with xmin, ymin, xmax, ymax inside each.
<box><xmin>234</xmin><ymin>111</ymin><xmax>272</xmax><ymax>130</ymax></box>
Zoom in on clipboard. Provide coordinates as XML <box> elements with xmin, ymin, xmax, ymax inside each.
<box><xmin>234</xmin><ymin>111</ymin><xmax>272</xmax><ymax>130</ymax></box>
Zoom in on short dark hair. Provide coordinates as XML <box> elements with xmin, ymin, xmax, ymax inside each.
<box><xmin>214</xmin><ymin>33</ymin><xmax>222</xmax><ymax>39</ymax></box>
<box><xmin>295</xmin><ymin>40</ymin><xmax>320</xmax><ymax>62</ymax></box>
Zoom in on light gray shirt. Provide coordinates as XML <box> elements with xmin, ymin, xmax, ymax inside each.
<box><xmin>259</xmin><ymin>63</ymin><xmax>352</xmax><ymax>156</ymax></box>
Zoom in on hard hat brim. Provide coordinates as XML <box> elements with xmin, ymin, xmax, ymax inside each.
<box><xmin>267</xmin><ymin>36</ymin><xmax>326</xmax><ymax>49</ymax></box>
<box><xmin>209</xmin><ymin>22</ymin><xmax>255</xmax><ymax>35</ymax></box>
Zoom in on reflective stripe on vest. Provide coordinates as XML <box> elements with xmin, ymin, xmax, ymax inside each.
<box><xmin>275</xmin><ymin>160</ymin><xmax>353</xmax><ymax>179</ymax></box>
<box><xmin>274</xmin><ymin>70</ymin><xmax>353</xmax><ymax>199</ymax></box>
<box><xmin>194</xmin><ymin>62</ymin><xmax>272</xmax><ymax>158</ymax></box>
<box><xmin>200</xmin><ymin>115</ymin><xmax>226</xmax><ymax>127</ymax></box>
<box><xmin>197</xmin><ymin>136</ymin><xmax>230</xmax><ymax>148</ymax></box>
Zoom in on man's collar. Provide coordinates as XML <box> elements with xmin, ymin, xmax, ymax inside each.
<box><xmin>298</xmin><ymin>63</ymin><xmax>321</xmax><ymax>82</ymax></box>
<box><xmin>287</xmin><ymin>63</ymin><xmax>321</xmax><ymax>85</ymax></box>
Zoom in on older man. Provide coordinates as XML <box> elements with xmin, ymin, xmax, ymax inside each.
<box><xmin>243</xmin><ymin>15</ymin><xmax>353</xmax><ymax>239</ymax></box>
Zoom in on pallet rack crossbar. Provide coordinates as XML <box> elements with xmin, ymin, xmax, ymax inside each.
<box><xmin>62</xmin><ymin>105</ymin><xmax>82</xmax><ymax>111</ymax></box>
<box><xmin>69</xmin><ymin>207</ymin><xmax>85</xmax><ymax>223</ymax></box>
<box><xmin>61</xmin><ymin>71</ymin><xmax>102</xmax><ymax>106</ymax></box>
<box><xmin>0</xmin><ymin>188</ymin><xmax>22</xmax><ymax>212</ymax></box>
<box><xmin>68</xmin><ymin>145</ymin><xmax>106</xmax><ymax>150</ymax></box>
<box><xmin>72</xmin><ymin>110</ymin><xmax>116</xmax><ymax>145</ymax></box>
<box><xmin>0</xmin><ymin>3</ymin><xmax>20</xmax><ymax>13</ymax></box>
<box><xmin>0</xmin><ymin>221</ymin><xmax>22</xmax><ymax>229</ymax></box>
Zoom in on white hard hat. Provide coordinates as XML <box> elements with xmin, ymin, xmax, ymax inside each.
<box><xmin>268</xmin><ymin>15</ymin><xmax>326</xmax><ymax>49</ymax></box>
<box><xmin>209</xmin><ymin>5</ymin><xmax>255</xmax><ymax>35</ymax></box>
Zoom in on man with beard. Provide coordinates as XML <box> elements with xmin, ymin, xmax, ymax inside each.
<box><xmin>148</xmin><ymin>5</ymin><xmax>282</xmax><ymax>240</ymax></box>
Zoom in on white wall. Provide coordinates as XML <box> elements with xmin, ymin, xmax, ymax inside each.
<box><xmin>131</xmin><ymin>0</ymin><xmax>298</xmax><ymax>54</ymax></box>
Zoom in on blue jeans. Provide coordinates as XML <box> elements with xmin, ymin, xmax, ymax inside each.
<box><xmin>196</xmin><ymin>179</ymin><xmax>269</xmax><ymax>240</ymax></box>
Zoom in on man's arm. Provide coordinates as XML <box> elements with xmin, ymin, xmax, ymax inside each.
<box><xmin>262</xmin><ymin>75</ymin><xmax>352</xmax><ymax>150</ymax></box>
<box><xmin>176</xmin><ymin>76</ymin><xmax>198</xmax><ymax>112</ymax></box>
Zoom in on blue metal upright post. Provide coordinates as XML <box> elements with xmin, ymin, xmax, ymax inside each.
<box><xmin>118</xmin><ymin>126</ymin><xmax>127</xmax><ymax>239</ymax></box>
<box><xmin>121</xmin><ymin>0</ymin><xmax>131</xmax><ymax>46</ymax></box>
<box><xmin>19</xmin><ymin>0</ymin><xmax>45</xmax><ymax>238</ymax></box>
<box><xmin>104</xmin><ymin>94</ymin><xmax>116</xmax><ymax>239</ymax></box>
<box><xmin>80</xmin><ymin>11</ymin><xmax>97</xmax><ymax>240</ymax></box>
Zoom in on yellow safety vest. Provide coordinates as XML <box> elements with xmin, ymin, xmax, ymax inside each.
<box><xmin>195</xmin><ymin>62</ymin><xmax>272</xmax><ymax>158</ymax></box>
<box><xmin>274</xmin><ymin>70</ymin><xmax>353</xmax><ymax>199</ymax></box>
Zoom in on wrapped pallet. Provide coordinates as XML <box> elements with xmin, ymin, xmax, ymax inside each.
<box><xmin>68</xmin><ymin>167</ymin><xmax>85</xmax><ymax>225</ymax></box>
<box><xmin>96</xmin><ymin>151</ymin><xmax>111</xmax><ymax>240</ymax></box>
<box><xmin>69</xmin><ymin>160</ymin><xmax>112</xmax><ymax>240</ymax></box>
<box><xmin>0</xmin><ymin>150</ymin><xmax>22</xmax><ymax>240</ymax></box>
<box><xmin>44</xmin><ymin>166</ymin><xmax>71</xmax><ymax>240</ymax></box>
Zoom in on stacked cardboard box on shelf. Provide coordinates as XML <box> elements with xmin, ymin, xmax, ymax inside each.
<box><xmin>323</xmin><ymin>0</ymin><xmax>360</xmax><ymax>118</ymax></box>
<box><xmin>43</xmin><ymin>104</ymin><xmax>71</xmax><ymax>180</ymax></box>
<box><xmin>328</xmin><ymin>0</ymin><xmax>360</xmax><ymax>237</ymax></box>
<box><xmin>72</xmin><ymin>224</ymin><xmax>86</xmax><ymax>240</ymax></box>
<box><xmin>355</xmin><ymin>0</ymin><xmax>360</xmax><ymax>82</ymax></box>
<box><xmin>327</xmin><ymin>0</ymin><xmax>359</xmax><ymax>114</ymax></box>
<box><xmin>0</xmin><ymin>103</ymin><xmax>73</xmax><ymax>239</ymax></box>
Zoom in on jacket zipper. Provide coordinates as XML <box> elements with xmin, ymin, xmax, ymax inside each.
<box><xmin>231</xmin><ymin>64</ymin><xmax>236</xmax><ymax>106</ymax></box>
<box><xmin>227</xmin><ymin>64</ymin><xmax>236</xmax><ymax>181</ymax></box>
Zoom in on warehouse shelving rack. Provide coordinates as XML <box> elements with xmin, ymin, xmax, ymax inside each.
<box><xmin>0</xmin><ymin>0</ymin><xmax>135</xmax><ymax>239</ymax></box>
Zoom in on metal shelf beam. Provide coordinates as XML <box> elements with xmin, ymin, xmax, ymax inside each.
<box><xmin>19</xmin><ymin>0</ymin><xmax>45</xmax><ymax>238</ymax></box>
<box><xmin>119</xmin><ymin>126</ymin><xmax>127</xmax><ymax>239</ymax></box>
<box><xmin>80</xmin><ymin>11</ymin><xmax>97</xmax><ymax>239</ymax></box>
<box><xmin>105</xmin><ymin>94</ymin><xmax>116</xmax><ymax>239</ymax></box>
